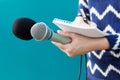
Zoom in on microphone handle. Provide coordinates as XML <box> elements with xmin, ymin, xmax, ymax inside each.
<box><xmin>50</xmin><ymin>31</ymin><xmax>72</xmax><ymax>44</ymax></box>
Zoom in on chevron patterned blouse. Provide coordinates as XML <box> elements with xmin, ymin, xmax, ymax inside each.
<box><xmin>78</xmin><ymin>0</ymin><xmax>120</xmax><ymax>80</ymax></box>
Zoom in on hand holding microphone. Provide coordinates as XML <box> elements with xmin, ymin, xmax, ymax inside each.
<box><xmin>12</xmin><ymin>18</ymin><xmax>71</xmax><ymax>44</ymax></box>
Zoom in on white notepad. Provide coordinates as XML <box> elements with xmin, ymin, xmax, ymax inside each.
<box><xmin>52</xmin><ymin>18</ymin><xmax>108</xmax><ymax>38</ymax></box>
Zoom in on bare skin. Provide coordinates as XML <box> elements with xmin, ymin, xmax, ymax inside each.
<box><xmin>52</xmin><ymin>16</ymin><xmax>110</xmax><ymax>57</ymax></box>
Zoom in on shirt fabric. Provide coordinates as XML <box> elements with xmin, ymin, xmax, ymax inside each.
<box><xmin>78</xmin><ymin>0</ymin><xmax>120</xmax><ymax>80</ymax></box>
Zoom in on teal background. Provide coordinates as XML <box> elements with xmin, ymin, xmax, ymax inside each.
<box><xmin>0</xmin><ymin>0</ymin><xmax>86</xmax><ymax>80</ymax></box>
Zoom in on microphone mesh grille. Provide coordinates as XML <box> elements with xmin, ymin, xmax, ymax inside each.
<box><xmin>31</xmin><ymin>22</ymin><xmax>48</xmax><ymax>40</ymax></box>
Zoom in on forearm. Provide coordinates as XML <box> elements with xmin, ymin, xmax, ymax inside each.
<box><xmin>52</xmin><ymin>31</ymin><xmax>110</xmax><ymax>57</ymax></box>
<box><xmin>76</xmin><ymin>37</ymin><xmax>109</xmax><ymax>55</ymax></box>
<box><xmin>90</xmin><ymin>37</ymin><xmax>109</xmax><ymax>51</ymax></box>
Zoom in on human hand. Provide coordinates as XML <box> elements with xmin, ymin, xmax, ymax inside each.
<box><xmin>52</xmin><ymin>30</ymin><xmax>98</xmax><ymax>57</ymax></box>
<box><xmin>52</xmin><ymin>30</ymin><xmax>109</xmax><ymax>57</ymax></box>
<box><xmin>72</xmin><ymin>16</ymin><xmax>84</xmax><ymax>25</ymax></box>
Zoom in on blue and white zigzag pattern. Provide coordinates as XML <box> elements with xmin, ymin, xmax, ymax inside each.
<box><xmin>87</xmin><ymin>60</ymin><xmax>120</xmax><ymax>77</ymax></box>
<box><xmin>110</xmin><ymin>51</ymin><xmax>120</xmax><ymax>58</ymax></box>
<box><xmin>81</xmin><ymin>1</ymin><xmax>120</xmax><ymax>77</ymax></box>
<box><xmin>91</xmin><ymin>50</ymin><xmax>105</xmax><ymax>59</ymax></box>
<box><xmin>79</xmin><ymin>0</ymin><xmax>88</xmax><ymax>9</ymax></box>
<box><xmin>113</xmin><ymin>34</ymin><xmax>120</xmax><ymax>50</ymax></box>
<box><xmin>80</xmin><ymin>0</ymin><xmax>120</xmax><ymax>78</ymax></box>
<box><xmin>91</xmin><ymin>50</ymin><xmax>120</xmax><ymax>59</ymax></box>
<box><xmin>88</xmin><ymin>8</ymin><xmax>120</xmax><ymax>77</ymax></box>
<box><xmin>90</xmin><ymin>4</ymin><xmax>120</xmax><ymax>20</ymax></box>
<box><xmin>89</xmin><ymin>24</ymin><xmax>120</xmax><ymax>59</ymax></box>
<box><xmin>103</xmin><ymin>25</ymin><xmax>116</xmax><ymax>34</ymax></box>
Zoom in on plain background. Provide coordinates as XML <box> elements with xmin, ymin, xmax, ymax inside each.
<box><xmin>0</xmin><ymin>0</ymin><xmax>86</xmax><ymax>80</ymax></box>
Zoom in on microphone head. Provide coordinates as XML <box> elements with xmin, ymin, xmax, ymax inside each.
<box><xmin>12</xmin><ymin>18</ymin><xmax>36</xmax><ymax>40</ymax></box>
<box><xmin>31</xmin><ymin>22</ymin><xmax>51</xmax><ymax>41</ymax></box>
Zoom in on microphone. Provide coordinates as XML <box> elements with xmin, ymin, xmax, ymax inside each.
<box><xmin>12</xmin><ymin>18</ymin><xmax>36</xmax><ymax>40</ymax></box>
<box><xmin>31</xmin><ymin>22</ymin><xmax>71</xmax><ymax>44</ymax></box>
<box><xmin>12</xmin><ymin>17</ymin><xmax>71</xmax><ymax>44</ymax></box>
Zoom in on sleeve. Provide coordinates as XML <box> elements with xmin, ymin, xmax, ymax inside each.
<box><xmin>77</xmin><ymin>0</ymin><xmax>90</xmax><ymax>20</ymax></box>
<box><xmin>106</xmin><ymin>34</ymin><xmax>120</xmax><ymax>50</ymax></box>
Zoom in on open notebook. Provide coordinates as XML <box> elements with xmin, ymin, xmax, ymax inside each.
<box><xmin>52</xmin><ymin>18</ymin><xmax>108</xmax><ymax>38</ymax></box>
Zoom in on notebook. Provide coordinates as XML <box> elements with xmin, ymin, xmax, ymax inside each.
<box><xmin>52</xmin><ymin>18</ymin><xmax>108</xmax><ymax>38</ymax></box>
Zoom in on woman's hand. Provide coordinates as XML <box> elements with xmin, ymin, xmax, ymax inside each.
<box><xmin>52</xmin><ymin>30</ymin><xmax>109</xmax><ymax>57</ymax></box>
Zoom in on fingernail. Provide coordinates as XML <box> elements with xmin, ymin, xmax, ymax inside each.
<box><xmin>57</xmin><ymin>30</ymin><xmax>62</xmax><ymax>33</ymax></box>
<box><xmin>51</xmin><ymin>41</ymin><xmax>55</xmax><ymax>44</ymax></box>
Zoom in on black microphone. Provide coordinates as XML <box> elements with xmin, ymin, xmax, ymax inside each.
<box><xmin>12</xmin><ymin>18</ymin><xmax>36</xmax><ymax>40</ymax></box>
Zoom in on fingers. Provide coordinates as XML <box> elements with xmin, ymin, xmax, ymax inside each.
<box><xmin>72</xmin><ymin>16</ymin><xmax>84</xmax><ymax>25</ymax></box>
<box><xmin>51</xmin><ymin>41</ymin><xmax>76</xmax><ymax>57</ymax></box>
<box><xmin>51</xmin><ymin>41</ymin><xmax>65</xmax><ymax>50</ymax></box>
<box><xmin>51</xmin><ymin>30</ymin><xmax>83</xmax><ymax>57</ymax></box>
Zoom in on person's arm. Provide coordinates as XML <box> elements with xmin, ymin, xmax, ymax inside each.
<box><xmin>52</xmin><ymin>30</ymin><xmax>109</xmax><ymax>57</ymax></box>
<box><xmin>52</xmin><ymin>0</ymin><xmax>120</xmax><ymax>57</ymax></box>
<box><xmin>76</xmin><ymin>0</ymin><xmax>120</xmax><ymax>51</ymax></box>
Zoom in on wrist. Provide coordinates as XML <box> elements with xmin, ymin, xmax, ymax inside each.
<box><xmin>92</xmin><ymin>37</ymin><xmax>109</xmax><ymax>50</ymax></box>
